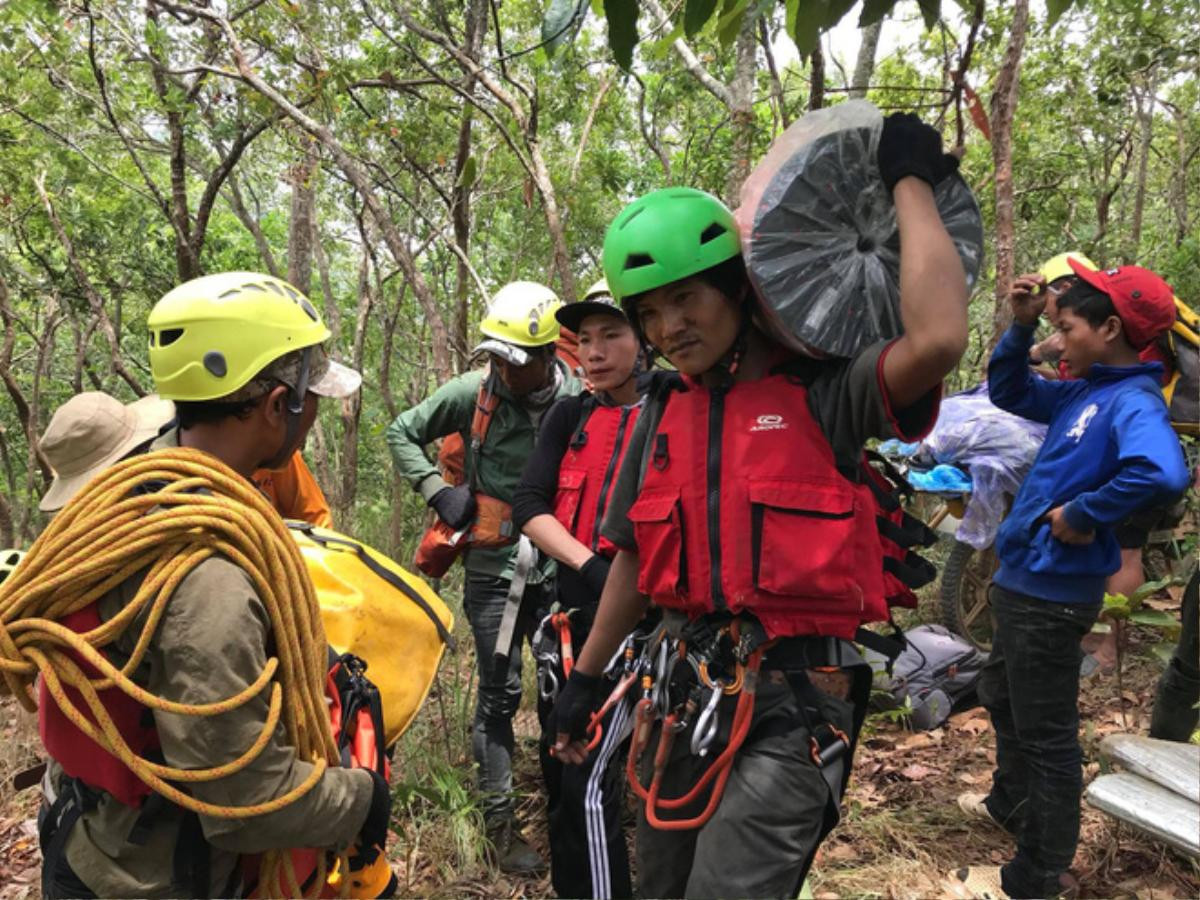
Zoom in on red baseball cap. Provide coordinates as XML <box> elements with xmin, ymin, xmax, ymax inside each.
<box><xmin>1067</xmin><ymin>259</ymin><xmax>1176</xmax><ymax>349</ymax></box>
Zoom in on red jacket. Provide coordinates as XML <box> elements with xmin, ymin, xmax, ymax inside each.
<box><xmin>627</xmin><ymin>373</ymin><xmax>888</xmax><ymax>641</ymax></box>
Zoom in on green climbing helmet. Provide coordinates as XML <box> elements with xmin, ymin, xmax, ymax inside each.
<box><xmin>0</xmin><ymin>548</ymin><xmax>24</xmax><ymax>587</ymax></box>
<box><xmin>601</xmin><ymin>187</ymin><xmax>742</xmax><ymax>304</ymax></box>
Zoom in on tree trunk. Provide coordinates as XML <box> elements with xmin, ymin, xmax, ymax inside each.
<box><xmin>1127</xmin><ymin>67</ymin><xmax>1158</xmax><ymax>263</ymax></box>
<box><xmin>725</xmin><ymin>11</ymin><xmax>760</xmax><ymax>205</ymax></box>
<box><xmin>808</xmin><ymin>43</ymin><xmax>826</xmax><ymax>111</ymax></box>
<box><xmin>988</xmin><ymin>0</ymin><xmax>1030</xmax><ymax>350</ymax></box>
<box><xmin>850</xmin><ymin>20</ymin><xmax>883</xmax><ymax>99</ymax></box>
<box><xmin>287</xmin><ymin>145</ymin><xmax>319</xmax><ymax>295</ymax></box>
<box><xmin>336</xmin><ymin>262</ymin><xmax>372</xmax><ymax>525</ymax></box>
<box><xmin>451</xmin><ymin>0</ymin><xmax>489</xmax><ymax>369</ymax></box>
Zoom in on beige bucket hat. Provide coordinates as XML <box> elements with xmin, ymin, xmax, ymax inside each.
<box><xmin>38</xmin><ymin>392</ymin><xmax>176</xmax><ymax>512</ymax></box>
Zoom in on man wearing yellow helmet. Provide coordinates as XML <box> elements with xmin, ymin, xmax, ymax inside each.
<box><xmin>35</xmin><ymin>273</ymin><xmax>387</xmax><ymax>898</ymax></box>
<box><xmin>387</xmin><ymin>280</ymin><xmax>580</xmax><ymax>873</ymax></box>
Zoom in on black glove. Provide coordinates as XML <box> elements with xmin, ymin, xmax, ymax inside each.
<box><xmin>877</xmin><ymin>112</ymin><xmax>959</xmax><ymax>192</ymax></box>
<box><xmin>428</xmin><ymin>483</ymin><xmax>476</xmax><ymax>530</ymax></box>
<box><xmin>351</xmin><ymin>768</ymin><xmax>392</xmax><ymax>868</ymax></box>
<box><xmin>549</xmin><ymin>668</ymin><xmax>604</xmax><ymax>743</ymax></box>
<box><xmin>579</xmin><ymin>554</ymin><xmax>612</xmax><ymax>602</ymax></box>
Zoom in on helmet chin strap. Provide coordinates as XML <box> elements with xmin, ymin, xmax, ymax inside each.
<box><xmin>263</xmin><ymin>346</ymin><xmax>313</xmax><ymax>471</ymax></box>
<box><xmin>713</xmin><ymin>288</ymin><xmax>753</xmax><ymax>385</ymax></box>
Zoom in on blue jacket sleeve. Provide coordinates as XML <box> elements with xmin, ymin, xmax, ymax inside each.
<box><xmin>987</xmin><ymin>323</ymin><xmax>1073</xmax><ymax>424</ymax></box>
<box><xmin>1063</xmin><ymin>390</ymin><xmax>1190</xmax><ymax>532</ymax></box>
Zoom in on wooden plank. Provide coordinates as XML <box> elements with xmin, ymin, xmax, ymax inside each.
<box><xmin>1100</xmin><ymin>734</ymin><xmax>1200</xmax><ymax>803</ymax></box>
<box><xmin>1086</xmin><ymin>773</ymin><xmax>1200</xmax><ymax>859</ymax></box>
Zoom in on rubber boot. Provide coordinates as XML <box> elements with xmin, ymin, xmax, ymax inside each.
<box><xmin>486</xmin><ymin>817</ymin><xmax>546</xmax><ymax>875</ymax></box>
<box><xmin>1149</xmin><ymin>661</ymin><xmax>1200</xmax><ymax>743</ymax></box>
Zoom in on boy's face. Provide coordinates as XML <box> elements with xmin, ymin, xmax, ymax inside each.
<box><xmin>577</xmin><ymin>313</ymin><xmax>640</xmax><ymax>392</ymax></box>
<box><xmin>635</xmin><ymin>276</ymin><xmax>741</xmax><ymax>377</ymax></box>
<box><xmin>1057</xmin><ymin>307</ymin><xmax>1121</xmax><ymax>378</ymax></box>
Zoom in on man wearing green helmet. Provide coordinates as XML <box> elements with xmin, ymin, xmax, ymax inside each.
<box><xmin>386</xmin><ymin>281</ymin><xmax>581</xmax><ymax>873</ymax></box>
<box><xmin>549</xmin><ymin>115</ymin><xmax>969</xmax><ymax>897</ymax></box>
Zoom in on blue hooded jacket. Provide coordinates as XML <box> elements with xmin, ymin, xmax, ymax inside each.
<box><xmin>988</xmin><ymin>323</ymin><xmax>1189</xmax><ymax>605</ymax></box>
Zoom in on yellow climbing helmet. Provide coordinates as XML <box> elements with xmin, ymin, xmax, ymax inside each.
<box><xmin>1039</xmin><ymin>251</ymin><xmax>1098</xmax><ymax>285</ymax></box>
<box><xmin>478</xmin><ymin>281</ymin><xmax>562</xmax><ymax>348</ymax></box>
<box><xmin>148</xmin><ymin>272</ymin><xmax>331</xmax><ymax>401</ymax></box>
<box><xmin>0</xmin><ymin>549</ymin><xmax>24</xmax><ymax>586</ymax></box>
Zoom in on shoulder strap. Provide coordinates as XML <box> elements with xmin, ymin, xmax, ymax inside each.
<box><xmin>569</xmin><ymin>394</ymin><xmax>598</xmax><ymax>450</ymax></box>
<box><xmin>289</xmin><ymin>524</ymin><xmax>456</xmax><ymax>650</ymax></box>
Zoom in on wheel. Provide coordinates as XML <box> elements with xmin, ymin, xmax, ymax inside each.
<box><xmin>940</xmin><ymin>539</ymin><xmax>998</xmax><ymax>653</ymax></box>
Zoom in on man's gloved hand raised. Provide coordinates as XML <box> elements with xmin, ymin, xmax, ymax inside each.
<box><xmin>877</xmin><ymin>112</ymin><xmax>960</xmax><ymax>192</ymax></box>
<box><xmin>428</xmin><ymin>483</ymin><xmax>476</xmax><ymax>530</ymax></box>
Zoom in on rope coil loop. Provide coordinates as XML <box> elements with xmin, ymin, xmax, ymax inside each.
<box><xmin>0</xmin><ymin>447</ymin><xmax>348</xmax><ymax>898</ymax></box>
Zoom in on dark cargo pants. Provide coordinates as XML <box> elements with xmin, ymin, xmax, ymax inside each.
<box><xmin>978</xmin><ymin>584</ymin><xmax>1100</xmax><ymax>898</ymax></box>
<box><xmin>462</xmin><ymin>572</ymin><xmax>544</xmax><ymax>823</ymax></box>
<box><xmin>634</xmin><ymin>671</ymin><xmax>858</xmax><ymax>899</ymax></box>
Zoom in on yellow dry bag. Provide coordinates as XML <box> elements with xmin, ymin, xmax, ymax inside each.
<box><xmin>288</xmin><ymin>522</ymin><xmax>455</xmax><ymax>745</ymax></box>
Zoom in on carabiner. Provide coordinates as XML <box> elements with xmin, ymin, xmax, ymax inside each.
<box><xmin>540</xmin><ymin>662</ymin><xmax>561</xmax><ymax>705</ymax></box>
<box><xmin>690</xmin><ymin>686</ymin><xmax>723</xmax><ymax>757</ymax></box>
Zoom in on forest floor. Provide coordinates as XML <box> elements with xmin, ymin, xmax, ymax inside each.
<box><xmin>1</xmin><ymin>596</ymin><xmax>1197</xmax><ymax>899</ymax></box>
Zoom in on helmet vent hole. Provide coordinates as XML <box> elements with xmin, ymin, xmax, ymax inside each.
<box><xmin>159</xmin><ymin>328</ymin><xmax>184</xmax><ymax>347</ymax></box>
<box><xmin>625</xmin><ymin>253</ymin><xmax>654</xmax><ymax>271</ymax></box>
<box><xmin>242</xmin><ymin>283</ymin><xmax>267</xmax><ymax>293</ymax></box>
<box><xmin>203</xmin><ymin>351</ymin><xmax>228</xmax><ymax>377</ymax></box>
<box><xmin>264</xmin><ymin>282</ymin><xmax>285</xmax><ymax>296</ymax></box>
<box><xmin>219</xmin><ymin>289</ymin><xmax>240</xmax><ymax>299</ymax></box>
<box><xmin>284</xmin><ymin>285</ymin><xmax>300</xmax><ymax>300</ymax></box>
<box><xmin>699</xmin><ymin>223</ymin><xmax>727</xmax><ymax>244</ymax></box>
<box><xmin>299</xmin><ymin>297</ymin><xmax>318</xmax><ymax>321</ymax></box>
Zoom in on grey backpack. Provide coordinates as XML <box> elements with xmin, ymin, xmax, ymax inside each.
<box><xmin>864</xmin><ymin>624</ymin><xmax>988</xmax><ymax>730</ymax></box>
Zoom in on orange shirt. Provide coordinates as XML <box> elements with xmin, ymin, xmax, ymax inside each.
<box><xmin>253</xmin><ymin>453</ymin><xmax>333</xmax><ymax>528</ymax></box>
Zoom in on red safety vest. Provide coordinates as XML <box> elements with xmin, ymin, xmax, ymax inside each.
<box><xmin>39</xmin><ymin>604</ymin><xmax>159</xmax><ymax>808</ymax></box>
<box><xmin>627</xmin><ymin>372</ymin><xmax>888</xmax><ymax>641</ymax></box>
<box><xmin>553</xmin><ymin>399</ymin><xmax>642</xmax><ymax>559</ymax></box>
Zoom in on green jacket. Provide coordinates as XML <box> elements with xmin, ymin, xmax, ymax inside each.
<box><xmin>387</xmin><ymin>361</ymin><xmax>580</xmax><ymax>581</ymax></box>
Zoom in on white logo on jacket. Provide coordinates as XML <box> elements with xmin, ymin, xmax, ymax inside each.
<box><xmin>751</xmin><ymin>414</ymin><xmax>788</xmax><ymax>432</ymax></box>
<box><xmin>1066</xmin><ymin>403</ymin><xmax>1099</xmax><ymax>442</ymax></box>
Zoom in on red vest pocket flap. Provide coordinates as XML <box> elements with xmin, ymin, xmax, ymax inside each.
<box><xmin>747</xmin><ymin>478</ymin><xmax>854</xmax><ymax>517</ymax></box>
<box><xmin>627</xmin><ymin>489</ymin><xmax>682</xmax><ymax>523</ymax></box>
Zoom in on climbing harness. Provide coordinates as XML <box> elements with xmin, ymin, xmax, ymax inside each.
<box><xmin>617</xmin><ymin>618</ymin><xmax>774</xmax><ymax>832</ymax></box>
<box><xmin>0</xmin><ymin>448</ymin><xmax>354</xmax><ymax>898</ymax></box>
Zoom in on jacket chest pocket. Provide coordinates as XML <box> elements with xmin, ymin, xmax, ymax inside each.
<box><xmin>749</xmin><ymin>478</ymin><xmax>859</xmax><ymax>599</ymax></box>
<box><xmin>627</xmin><ymin>488</ymin><xmax>688</xmax><ymax>602</ymax></box>
<box><xmin>553</xmin><ymin>469</ymin><xmax>587</xmax><ymax>533</ymax></box>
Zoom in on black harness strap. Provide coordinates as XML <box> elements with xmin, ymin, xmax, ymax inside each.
<box><xmin>289</xmin><ymin>523</ymin><xmax>456</xmax><ymax>650</ymax></box>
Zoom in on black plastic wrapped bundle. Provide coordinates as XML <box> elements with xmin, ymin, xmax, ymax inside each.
<box><xmin>736</xmin><ymin>101</ymin><xmax>984</xmax><ymax>358</ymax></box>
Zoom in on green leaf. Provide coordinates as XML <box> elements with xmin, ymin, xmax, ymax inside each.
<box><xmin>456</xmin><ymin>155</ymin><xmax>477</xmax><ymax>188</ymax></box>
<box><xmin>790</xmin><ymin>0</ymin><xmax>856</xmax><ymax>57</ymax></box>
<box><xmin>916</xmin><ymin>0</ymin><xmax>941</xmax><ymax>29</ymax></box>
<box><xmin>1152</xmin><ymin>641</ymin><xmax>1178</xmax><ymax>666</ymax></box>
<box><xmin>716</xmin><ymin>0</ymin><xmax>748</xmax><ymax>50</ymax></box>
<box><xmin>684</xmin><ymin>0</ymin><xmax>720</xmax><ymax>38</ymax></box>
<box><xmin>1129</xmin><ymin>609</ymin><xmax>1179</xmax><ymax>629</ymax></box>
<box><xmin>542</xmin><ymin>0</ymin><xmax>587</xmax><ymax>57</ymax></box>
<box><xmin>1045</xmin><ymin>0</ymin><xmax>1075</xmax><ymax>27</ymax></box>
<box><xmin>603</xmin><ymin>0</ymin><xmax>639</xmax><ymax>70</ymax></box>
<box><xmin>1130</xmin><ymin>576</ymin><xmax>1178</xmax><ymax>604</ymax></box>
<box><xmin>859</xmin><ymin>0</ymin><xmax>897</xmax><ymax>27</ymax></box>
